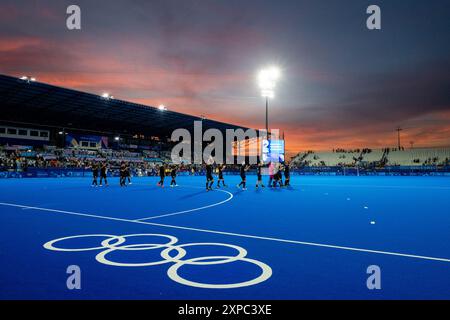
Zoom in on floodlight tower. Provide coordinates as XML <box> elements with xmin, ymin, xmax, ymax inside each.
<box><xmin>396</xmin><ymin>127</ymin><xmax>403</xmax><ymax>150</ymax></box>
<box><xmin>258</xmin><ymin>67</ymin><xmax>280</xmax><ymax>136</ymax></box>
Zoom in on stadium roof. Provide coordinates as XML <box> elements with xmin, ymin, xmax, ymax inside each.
<box><xmin>0</xmin><ymin>74</ymin><xmax>247</xmax><ymax>137</ymax></box>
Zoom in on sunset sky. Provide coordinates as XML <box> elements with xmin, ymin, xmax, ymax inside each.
<box><xmin>1</xmin><ymin>0</ymin><xmax>449</xmax><ymax>154</ymax></box>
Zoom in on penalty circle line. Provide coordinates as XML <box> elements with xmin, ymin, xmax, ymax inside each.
<box><xmin>134</xmin><ymin>185</ymin><xmax>234</xmax><ymax>221</ymax></box>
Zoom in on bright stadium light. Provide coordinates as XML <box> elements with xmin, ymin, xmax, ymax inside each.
<box><xmin>258</xmin><ymin>66</ymin><xmax>281</xmax><ymax>134</ymax></box>
<box><xmin>19</xmin><ymin>75</ymin><xmax>37</xmax><ymax>83</ymax></box>
<box><xmin>258</xmin><ymin>66</ymin><xmax>280</xmax><ymax>98</ymax></box>
<box><xmin>114</xmin><ymin>136</ymin><xmax>120</xmax><ymax>141</ymax></box>
<box><xmin>101</xmin><ymin>93</ymin><xmax>114</xmax><ymax>100</ymax></box>
<box><xmin>158</xmin><ymin>104</ymin><xmax>167</xmax><ymax>111</ymax></box>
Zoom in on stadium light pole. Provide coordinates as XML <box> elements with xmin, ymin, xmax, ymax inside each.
<box><xmin>58</xmin><ymin>128</ymin><xmax>67</xmax><ymax>148</ymax></box>
<box><xmin>396</xmin><ymin>127</ymin><xmax>403</xmax><ymax>150</ymax></box>
<box><xmin>258</xmin><ymin>67</ymin><xmax>280</xmax><ymax>136</ymax></box>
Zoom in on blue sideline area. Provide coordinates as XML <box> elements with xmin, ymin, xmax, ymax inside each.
<box><xmin>0</xmin><ymin>175</ymin><xmax>449</xmax><ymax>299</ymax></box>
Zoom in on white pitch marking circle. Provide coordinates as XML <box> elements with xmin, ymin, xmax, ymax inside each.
<box><xmin>160</xmin><ymin>243</ymin><xmax>248</xmax><ymax>265</ymax></box>
<box><xmin>43</xmin><ymin>234</ymin><xmax>124</xmax><ymax>252</ymax></box>
<box><xmin>101</xmin><ymin>234</ymin><xmax>179</xmax><ymax>251</ymax></box>
<box><xmin>167</xmin><ymin>256</ymin><xmax>272</xmax><ymax>289</ymax></box>
<box><xmin>97</xmin><ymin>234</ymin><xmax>185</xmax><ymax>267</ymax></box>
<box><xmin>43</xmin><ymin>233</ymin><xmax>272</xmax><ymax>289</ymax></box>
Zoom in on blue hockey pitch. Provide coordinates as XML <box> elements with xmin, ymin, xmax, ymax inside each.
<box><xmin>0</xmin><ymin>175</ymin><xmax>449</xmax><ymax>299</ymax></box>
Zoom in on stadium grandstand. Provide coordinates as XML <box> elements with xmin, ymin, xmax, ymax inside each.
<box><xmin>291</xmin><ymin>147</ymin><xmax>450</xmax><ymax>175</ymax></box>
<box><xmin>1</xmin><ymin>73</ymin><xmax>449</xmax><ymax>178</ymax></box>
<box><xmin>0</xmin><ymin>73</ymin><xmax>250</xmax><ymax>177</ymax></box>
<box><xmin>292</xmin><ymin>148</ymin><xmax>450</xmax><ymax>167</ymax></box>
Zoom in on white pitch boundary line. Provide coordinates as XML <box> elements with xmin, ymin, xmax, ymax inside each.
<box><xmin>1</xmin><ymin>202</ymin><xmax>450</xmax><ymax>263</ymax></box>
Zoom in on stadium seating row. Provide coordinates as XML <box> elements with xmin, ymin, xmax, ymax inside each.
<box><xmin>2</xmin><ymin>145</ymin><xmax>450</xmax><ymax>170</ymax></box>
<box><xmin>292</xmin><ymin>147</ymin><xmax>450</xmax><ymax>167</ymax></box>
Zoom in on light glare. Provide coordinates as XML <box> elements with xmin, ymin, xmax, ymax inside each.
<box><xmin>258</xmin><ymin>66</ymin><xmax>280</xmax><ymax>98</ymax></box>
<box><xmin>20</xmin><ymin>75</ymin><xmax>37</xmax><ymax>82</ymax></box>
<box><xmin>102</xmin><ymin>93</ymin><xmax>114</xmax><ymax>100</ymax></box>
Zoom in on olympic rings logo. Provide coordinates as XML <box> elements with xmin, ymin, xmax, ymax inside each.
<box><xmin>43</xmin><ymin>234</ymin><xmax>272</xmax><ymax>289</ymax></box>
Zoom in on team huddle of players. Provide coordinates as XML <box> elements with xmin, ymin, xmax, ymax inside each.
<box><xmin>235</xmin><ymin>161</ymin><xmax>291</xmax><ymax>191</ymax></box>
<box><xmin>157</xmin><ymin>161</ymin><xmax>291</xmax><ymax>191</ymax></box>
<box><xmin>90</xmin><ymin>162</ymin><xmax>132</xmax><ymax>187</ymax></box>
<box><xmin>157</xmin><ymin>164</ymin><xmax>179</xmax><ymax>188</ymax></box>
<box><xmin>90</xmin><ymin>161</ymin><xmax>291</xmax><ymax>191</ymax></box>
<box><xmin>90</xmin><ymin>162</ymin><xmax>110</xmax><ymax>187</ymax></box>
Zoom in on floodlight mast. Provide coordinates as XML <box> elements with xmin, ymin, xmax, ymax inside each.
<box><xmin>258</xmin><ymin>67</ymin><xmax>280</xmax><ymax>137</ymax></box>
<box><xmin>265</xmin><ymin>96</ymin><xmax>269</xmax><ymax>137</ymax></box>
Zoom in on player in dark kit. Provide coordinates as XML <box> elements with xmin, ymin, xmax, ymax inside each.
<box><xmin>256</xmin><ymin>162</ymin><xmax>265</xmax><ymax>188</ymax></box>
<box><xmin>268</xmin><ymin>161</ymin><xmax>275</xmax><ymax>187</ymax></box>
<box><xmin>126</xmin><ymin>162</ymin><xmax>132</xmax><ymax>185</ymax></box>
<box><xmin>91</xmin><ymin>163</ymin><xmax>99</xmax><ymax>187</ymax></box>
<box><xmin>99</xmin><ymin>162</ymin><xmax>108</xmax><ymax>186</ymax></box>
<box><xmin>274</xmin><ymin>163</ymin><xmax>284</xmax><ymax>187</ymax></box>
<box><xmin>157</xmin><ymin>164</ymin><xmax>166</xmax><ymax>188</ymax></box>
<box><xmin>170</xmin><ymin>165</ymin><xmax>178</xmax><ymax>187</ymax></box>
<box><xmin>205</xmin><ymin>164</ymin><xmax>214</xmax><ymax>191</ymax></box>
<box><xmin>119</xmin><ymin>162</ymin><xmax>126</xmax><ymax>187</ymax></box>
<box><xmin>284</xmin><ymin>162</ymin><xmax>291</xmax><ymax>187</ymax></box>
<box><xmin>217</xmin><ymin>164</ymin><xmax>227</xmax><ymax>188</ymax></box>
<box><xmin>237</xmin><ymin>164</ymin><xmax>249</xmax><ymax>190</ymax></box>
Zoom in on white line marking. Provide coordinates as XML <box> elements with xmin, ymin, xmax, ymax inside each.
<box><xmin>1</xmin><ymin>201</ymin><xmax>450</xmax><ymax>263</ymax></box>
<box><xmin>86</xmin><ymin>183</ymin><xmax>233</xmax><ymax>221</ymax></box>
<box><xmin>135</xmin><ymin>188</ymin><xmax>233</xmax><ymax>221</ymax></box>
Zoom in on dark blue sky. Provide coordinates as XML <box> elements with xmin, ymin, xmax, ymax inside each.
<box><xmin>1</xmin><ymin>0</ymin><xmax>449</xmax><ymax>151</ymax></box>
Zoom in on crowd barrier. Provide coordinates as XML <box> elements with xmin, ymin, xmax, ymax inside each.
<box><xmin>1</xmin><ymin>166</ymin><xmax>450</xmax><ymax>179</ymax></box>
